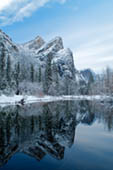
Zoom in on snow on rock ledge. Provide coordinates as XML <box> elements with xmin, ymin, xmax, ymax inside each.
<box><xmin>52</xmin><ymin>48</ymin><xmax>75</xmax><ymax>78</ymax></box>
<box><xmin>23</xmin><ymin>36</ymin><xmax>45</xmax><ymax>51</ymax></box>
<box><xmin>36</xmin><ymin>36</ymin><xmax>64</xmax><ymax>55</ymax></box>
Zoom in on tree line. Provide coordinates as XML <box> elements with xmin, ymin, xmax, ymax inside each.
<box><xmin>0</xmin><ymin>45</ymin><xmax>42</xmax><ymax>95</ymax></box>
<box><xmin>88</xmin><ymin>67</ymin><xmax>113</xmax><ymax>96</ymax></box>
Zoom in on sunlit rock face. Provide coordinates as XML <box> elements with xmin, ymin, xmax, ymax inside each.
<box><xmin>23</xmin><ymin>36</ymin><xmax>45</xmax><ymax>51</ymax></box>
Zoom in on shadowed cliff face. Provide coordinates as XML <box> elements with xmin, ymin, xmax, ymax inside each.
<box><xmin>0</xmin><ymin>100</ymin><xmax>113</xmax><ymax>167</ymax></box>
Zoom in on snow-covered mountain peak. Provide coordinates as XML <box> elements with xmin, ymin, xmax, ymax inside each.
<box><xmin>0</xmin><ymin>29</ymin><xmax>12</xmax><ymax>42</ymax></box>
<box><xmin>0</xmin><ymin>29</ymin><xmax>18</xmax><ymax>53</ymax></box>
<box><xmin>56</xmin><ymin>48</ymin><xmax>73</xmax><ymax>59</ymax></box>
<box><xmin>0</xmin><ymin>29</ymin><xmax>87</xmax><ymax>95</ymax></box>
<box><xmin>36</xmin><ymin>36</ymin><xmax>64</xmax><ymax>55</ymax></box>
<box><xmin>22</xmin><ymin>35</ymin><xmax>45</xmax><ymax>51</ymax></box>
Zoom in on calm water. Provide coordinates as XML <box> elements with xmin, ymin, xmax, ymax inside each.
<box><xmin>0</xmin><ymin>100</ymin><xmax>113</xmax><ymax>170</ymax></box>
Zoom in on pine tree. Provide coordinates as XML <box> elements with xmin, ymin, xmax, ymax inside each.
<box><xmin>0</xmin><ymin>47</ymin><xmax>5</xmax><ymax>78</ymax></box>
<box><xmin>64</xmin><ymin>77</ymin><xmax>70</xmax><ymax>95</ymax></box>
<box><xmin>38</xmin><ymin>67</ymin><xmax>41</xmax><ymax>82</ymax></box>
<box><xmin>6</xmin><ymin>55</ymin><xmax>11</xmax><ymax>85</ymax></box>
<box><xmin>30</xmin><ymin>64</ymin><xmax>34</xmax><ymax>83</ymax></box>
<box><xmin>0</xmin><ymin>47</ymin><xmax>6</xmax><ymax>90</ymax></box>
<box><xmin>21</xmin><ymin>64</ymin><xmax>28</xmax><ymax>81</ymax></box>
<box><xmin>14</xmin><ymin>62</ymin><xmax>20</xmax><ymax>90</ymax></box>
<box><xmin>53</xmin><ymin>63</ymin><xmax>59</xmax><ymax>93</ymax></box>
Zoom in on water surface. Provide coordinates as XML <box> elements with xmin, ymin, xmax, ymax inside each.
<box><xmin>0</xmin><ymin>100</ymin><xmax>113</xmax><ymax>170</ymax></box>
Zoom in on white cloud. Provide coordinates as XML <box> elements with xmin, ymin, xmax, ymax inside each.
<box><xmin>63</xmin><ymin>25</ymin><xmax>113</xmax><ymax>72</ymax></box>
<box><xmin>0</xmin><ymin>0</ymin><xmax>13</xmax><ymax>11</ymax></box>
<box><xmin>97</xmin><ymin>56</ymin><xmax>113</xmax><ymax>62</ymax></box>
<box><xmin>44</xmin><ymin>23</ymin><xmax>113</xmax><ymax>72</ymax></box>
<box><xmin>0</xmin><ymin>0</ymin><xmax>67</xmax><ymax>26</ymax></box>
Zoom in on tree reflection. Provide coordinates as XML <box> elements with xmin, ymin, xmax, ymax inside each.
<box><xmin>0</xmin><ymin>100</ymin><xmax>113</xmax><ymax>167</ymax></box>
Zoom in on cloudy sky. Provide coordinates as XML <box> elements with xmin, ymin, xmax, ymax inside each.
<box><xmin>0</xmin><ymin>0</ymin><xmax>113</xmax><ymax>72</ymax></box>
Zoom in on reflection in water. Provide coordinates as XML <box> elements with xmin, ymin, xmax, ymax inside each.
<box><xmin>0</xmin><ymin>100</ymin><xmax>113</xmax><ymax>168</ymax></box>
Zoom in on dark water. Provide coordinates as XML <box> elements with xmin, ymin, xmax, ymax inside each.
<box><xmin>0</xmin><ymin>100</ymin><xmax>113</xmax><ymax>170</ymax></box>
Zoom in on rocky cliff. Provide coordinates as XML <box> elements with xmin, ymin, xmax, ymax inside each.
<box><xmin>0</xmin><ymin>30</ymin><xmax>86</xmax><ymax>95</ymax></box>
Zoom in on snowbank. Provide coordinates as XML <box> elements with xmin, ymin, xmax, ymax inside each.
<box><xmin>0</xmin><ymin>95</ymin><xmax>113</xmax><ymax>107</ymax></box>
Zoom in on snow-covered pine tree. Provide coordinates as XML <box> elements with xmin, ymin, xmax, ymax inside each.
<box><xmin>0</xmin><ymin>45</ymin><xmax>6</xmax><ymax>90</ymax></box>
<box><xmin>38</xmin><ymin>66</ymin><xmax>42</xmax><ymax>83</ymax></box>
<box><xmin>14</xmin><ymin>62</ymin><xmax>21</xmax><ymax>91</ymax></box>
<box><xmin>30</xmin><ymin>64</ymin><xmax>35</xmax><ymax>83</ymax></box>
<box><xmin>0</xmin><ymin>43</ymin><xmax>5</xmax><ymax>76</ymax></box>
<box><xmin>6</xmin><ymin>55</ymin><xmax>11</xmax><ymax>85</ymax></box>
<box><xmin>52</xmin><ymin>63</ymin><xmax>59</xmax><ymax>94</ymax></box>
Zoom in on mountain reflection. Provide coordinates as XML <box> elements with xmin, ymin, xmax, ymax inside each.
<box><xmin>0</xmin><ymin>100</ymin><xmax>113</xmax><ymax>167</ymax></box>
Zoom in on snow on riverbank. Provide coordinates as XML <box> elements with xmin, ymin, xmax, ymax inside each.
<box><xmin>0</xmin><ymin>95</ymin><xmax>113</xmax><ymax>107</ymax></box>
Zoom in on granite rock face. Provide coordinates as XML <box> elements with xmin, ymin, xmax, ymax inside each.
<box><xmin>23</xmin><ymin>36</ymin><xmax>45</xmax><ymax>51</ymax></box>
<box><xmin>0</xmin><ymin>29</ymin><xmax>86</xmax><ymax>95</ymax></box>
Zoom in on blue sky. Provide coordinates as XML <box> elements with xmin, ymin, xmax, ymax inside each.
<box><xmin>0</xmin><ymin>0</ymin><xmax>113</xmax><ymax>72</ymax></box>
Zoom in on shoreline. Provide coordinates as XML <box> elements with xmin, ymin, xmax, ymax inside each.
<box><xmin>0</xmin><ymin>95</ymin><xmax>113</xmax><ymax>107</ymax></box>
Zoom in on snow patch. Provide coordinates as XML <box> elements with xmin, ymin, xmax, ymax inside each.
<box><xmin>0</xmin><ymin>95</ymin><xmax>113</xmax><ymax>108</ymax></box>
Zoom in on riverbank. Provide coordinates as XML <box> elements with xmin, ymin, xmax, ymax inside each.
<box><xmin>0</xmin><ymin>95</ymin><xmax>113</xmax><ymax>107</ymax></box>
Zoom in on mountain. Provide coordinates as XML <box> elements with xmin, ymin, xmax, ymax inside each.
<box><xmin>0</xmin><ymin>29</ymin><xmax>86</xmax><ymax>95</ymax></box>
<box><xmin>80</xmin><ymin>69</ymin><xmax>95</xmax><ymax>84</ymax></box>
<box><xmin>23</xmin><ymin>36</ymin><xmax>45</xmax><ymax>51</ymax></box>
